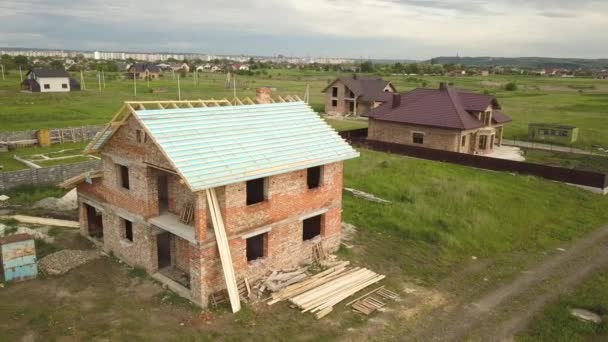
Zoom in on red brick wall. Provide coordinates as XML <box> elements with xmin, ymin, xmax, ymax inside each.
<box><xmin>190</xmin><ymin>162</ymin><xmax>345</xmax><ymax>306</ymax></box>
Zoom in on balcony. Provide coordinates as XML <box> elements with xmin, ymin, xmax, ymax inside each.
<box><xmin>149</xmin><ymin>213</ymin><xmax>196</xmax><ymax>243</ymax></box>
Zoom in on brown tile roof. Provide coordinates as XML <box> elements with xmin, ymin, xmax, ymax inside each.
<box><xmin>367</xmin><ymin>84</ymin><xmax>511</xmax><ymax>130</ymax></box>
<box><xmin>492</xmin><ymin>110</ymin><xmax>512</xmax><ymax>124</ymax></box>
<box><xmin>322</xmin><ymin>76</ymin><xmax>395</xmax><ymax>102</ymax></box>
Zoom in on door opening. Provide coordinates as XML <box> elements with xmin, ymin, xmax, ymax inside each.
<box><xmin>85</xmin><ymin>203</ymin><xmax>104</xmax><ymax>240</ymax></box>
<box><xmin>157</xmin><ymin>232</ymin><xmax>171</xmax><ymax>269</ymax></box>
<box><xmin>158</xmin><ymin>175</ymin><xmax>169</xmax><ymax>213</ymax></box>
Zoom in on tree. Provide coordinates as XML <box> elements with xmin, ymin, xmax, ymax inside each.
<box><xmin>360</xmin><ymin>60</ymin><xmax>373</xmax><ymax>73</ymax></box>
<box><xmin>49</xmin><ymin>60</ymin><xmax>64</xmax><ymax>69</ymax></box>
<box><xmin>14</xmin><ymin>55</ymin><xmax>29</xmax><ymax>69</ymax></box>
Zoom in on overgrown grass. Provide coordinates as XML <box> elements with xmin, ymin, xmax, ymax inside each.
<box><xmin>35</xmin><ymin>239</ymin><xmax>59</xmax><ymax>259</ymax></box>
<box><xmin>324</xmin><ymin>118</ymin><xmax>368</xmax><ymax>132</ymax></box>
<box><xmin>517</xmin><ymin>266</ymin><xmax>608</xmax><ymax>341</ymax></box>
<box><xmin>342</xmin><ymin>149</ymin><xmax>608</xmax><ymax>283</ymax></box>
<box><xmin>523</xmin><ymin>149</ymin><xmax>608</xmax><ymax>173</ymax></box>
<box><xmin>5</xmin><ymin>185</ymin><xmax>67</xmax><ymax>205</ymax></box>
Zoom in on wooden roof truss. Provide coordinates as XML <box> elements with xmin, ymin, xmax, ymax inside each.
<box><xmin>85</xmin><ymin>95</ymin><xmax>302</xmax><ymax>153</ymax></box>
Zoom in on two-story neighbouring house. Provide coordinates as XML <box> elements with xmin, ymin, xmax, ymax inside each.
<box><xmin>322</xmin><ymin>75</ymin><xmax>396</xmax><ymax>116</ymax></box>
<box><xmin>75</xmin><ymin>100</ymin><xmax>359</xmax><ymax>309</ymax></box>
<box><xmin>366</xmin><ymin>83</ymin><xmax>512</xmax><ymax>154</ymax></box>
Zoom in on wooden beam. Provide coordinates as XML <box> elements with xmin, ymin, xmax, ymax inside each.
<box><xmin>206</xmin><ymin>188</ymin><xmax>241</xmax><ymax>313</ymax></box>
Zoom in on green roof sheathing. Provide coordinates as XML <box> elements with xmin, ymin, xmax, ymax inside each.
<box><xmin>133</xmin><ymin>102</ymin><xmax>359</xmax><ymax>191</ymax></box>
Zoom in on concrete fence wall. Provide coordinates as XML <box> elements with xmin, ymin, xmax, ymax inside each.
<box><xmin>0</xmin><ymin>125</ymin><xmax>104</xmax><ymax>145</ymax></box>
<box><xmin>0</xmin><ymin>160</ymin><xmax>101</xmax><ymax>192</ymax></box>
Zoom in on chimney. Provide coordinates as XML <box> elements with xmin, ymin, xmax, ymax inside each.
<box><xmin>255</xmin><ymin>87</ymin><xmax>272</xmax><ymax>104</ymax></box>
<box><xmin>391</xmin><ymin>93</ymin><xmax>401</xmax><ymax>108</ymax></box>
<box><xmin>439</xmin><ymin>82</ymin><xmax>447</xmax><ymax>91</ymax></box>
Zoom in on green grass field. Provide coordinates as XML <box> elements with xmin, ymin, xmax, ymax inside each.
<box><xmin>517</xmin><ymin>266</ymin><xmax>608</xmax><ymax>341</ymax></box>
<box><xmin>0</xmin><ymin>141</ymin><xmax>89</xmax><ymax>172</ymax></box>
<box><xmin>342</xmin><ymin>149</ymin><xmax>608</xmax><ymax>284</ymax></box>
<box><xmin>1</xmin><ymin>70</ymin><xmax>607</xmax><ymax>149</ymax></box>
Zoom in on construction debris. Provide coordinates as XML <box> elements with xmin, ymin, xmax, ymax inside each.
<box><xmin>343</xmin><ymin>188</ymin><xmax>390</xmax><ymax>204</ymax></box>
<box><xmin>347</xmin><ymin>286</ymin><xmax>399</xmax><ymax>316</ymax></box>
<box><xmin>209</xmin><ymin>278</ymin><xmax>251</xmax><ymax>307</ymax></box>
<box><xmin>312</xmin><ymin>241</ymin><xmax>328</xmax><ymax>263</ymax></box>
<box><xmin>571</xmin><ymin>308</ymin><xmax>603</xmax><ymax>323</ymax></box>
<box><xmin>262</xmin><ymin>268</ymin><xmax>309</xmax><ymax>293</ymax></box>
<box><xmin>1</xmin><ymin>215</ymin><xmax>79</xmax><ymax>228</ymax></box>
<box><xmin>38</xmin><ymin>249</ymin><xmax>100</xmax><ymax>275</ymax></box>
<box><xmin>33</xmin><ymin>189</ymin><xmax>78</xmax><ymax>211</ymax></box>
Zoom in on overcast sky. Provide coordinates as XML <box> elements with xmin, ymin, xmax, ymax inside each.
<box><xmin>1</xmin><ymin>0</ymin><xmax>607</xmax><ymax>59</ymax></box>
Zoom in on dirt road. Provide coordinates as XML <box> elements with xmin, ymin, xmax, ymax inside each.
<box><xmin>409</xmin><ymin>224</ymin><xmax>608</xmax><ymax>341</ymax></box>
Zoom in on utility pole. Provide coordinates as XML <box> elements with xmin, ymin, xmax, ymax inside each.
<box><xmin>102</xmin><ymin>70</ymin><xmax>106</xmax><ymax>88</ymax></box>
<box><xmin>80</xmin><ymin>70</ymin><xmax>86</xmax><ymax>90</ymax></box>
<box><xmin>0</xmin><ymin>64</ymin><xmax>4</xmax><ymax>80</ymax></box>
<box><xmin>97</xmin><ymin>72</ymin><xmax>101</xmax><ymax>92</ymax></box>
<box><xmin>304</xmin><ymin>84</ymin><xmax>310</xmax><ymax>104</ymax></box>
<box><xmin>233</xmin><ymin>77</ymin><xmax>236</xmax><ymax>99</ymax></box>
<box><xmin>19</xmin><ymin>66</ymin><xmax>23</xmax><ymax>82</ymax></box>
<box><xmin>177</xmin><ymin>74</ymin><xmax>181</xmax><ymax>101</ymax></box>
<box><xmin>134</xmin><ymin>73</ymin><xmax>137</xmax><ymax>97</ymax></box>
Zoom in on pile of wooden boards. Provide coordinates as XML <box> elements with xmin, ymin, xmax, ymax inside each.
<box><xmin>267</xmin><ymin>261</ymin><xmax>386</xmax><ymax>319</ymax></box>
<box><xmin>346</xmin><ymin>286</ymin><xmax>399</xmax><ymax>316</ymax></box>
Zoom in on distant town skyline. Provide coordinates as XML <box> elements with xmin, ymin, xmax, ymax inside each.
<box><xmin>1</xmin><ymin>0</ymin><xmax>607</xmax><ymax>60</ymax></box>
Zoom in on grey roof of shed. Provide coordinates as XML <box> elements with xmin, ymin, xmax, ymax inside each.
<box><xmin>28</xmin><ymin>68</ymin><xmax>71</xmax><ymax>78</ymax></box>
<box><xmin>368</xmin><ymin>85</ymin><xmax>511</xmax><ymax>130</ymax></box>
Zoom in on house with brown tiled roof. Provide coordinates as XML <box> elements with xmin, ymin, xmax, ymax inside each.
<box><xmin>366</xmin><ymin>83</ymin><xmax>511</xmax><ymax>155</ymax></box>
<box><xmin>322</xmin><ymin>75</ymin><xmax>396</xmax><ymax>116</ymax></box>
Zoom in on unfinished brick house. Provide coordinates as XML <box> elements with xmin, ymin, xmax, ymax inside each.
<box><xmin>74</xmin><ymin>97</ymin><xmax>358</xmax><ymax>310</ymax></box>
<box><xmin>366</xmin><ymin>83</ymin><xmax>512</xmax><ymax>154</ymax></box>
<box><xmin>323</xmin><ymin>75</ymin><xmax>396</xmax><ymax>116</ymax></box>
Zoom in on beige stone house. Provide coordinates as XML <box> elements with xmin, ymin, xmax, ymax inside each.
<box><xmin>127</xmin><ymin>63</ymin><xmax>161</xmax><ymax>79</ymax></box>
<box><xmin>323</xmin><ymin>75</ymin><xmax>396</xmax><ymax>116</ymax></box>
<box><xmin>72</xmin><ymin>96</ymin><xmax>358</xmax><ymax>310</ymax></box>
<box><xmin>367</xmin><ymin>83</ymin><xmax>511</xmax><ymax>154</ymax></box>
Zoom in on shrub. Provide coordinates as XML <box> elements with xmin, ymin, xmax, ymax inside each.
<box><xmin>505</xmin><ymin>82</ymin><xmax>518</xmax><ymax>91</ymax></box>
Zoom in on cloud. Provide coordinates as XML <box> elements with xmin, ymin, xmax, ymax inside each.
<box><xmin>0</xmin><ymin>0</ymin><xmax>607</xmax><ymax>59</ymax></box>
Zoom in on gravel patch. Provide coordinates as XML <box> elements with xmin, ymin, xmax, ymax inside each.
<box><xmin>38</xmin><ymin>250</ymin><xmax>101</xmax><ymax>275</ymax></box>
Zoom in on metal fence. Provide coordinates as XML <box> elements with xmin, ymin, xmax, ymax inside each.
<box><xmin>338</xmin><ymin>129</ymin><xmax>607</xmax><ymax>191</ymax></box>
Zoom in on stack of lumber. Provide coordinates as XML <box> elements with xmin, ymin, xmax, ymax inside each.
<box><xmin>267</xmin><ymin>261</ymin><xmax>385</xmax><ymax>319</ymax></box>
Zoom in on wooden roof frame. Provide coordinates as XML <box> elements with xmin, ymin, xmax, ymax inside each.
<box><xmin>85</xmin><ymin>95</ymin><xmax>303</xmax><ymax>154</ymax></box>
